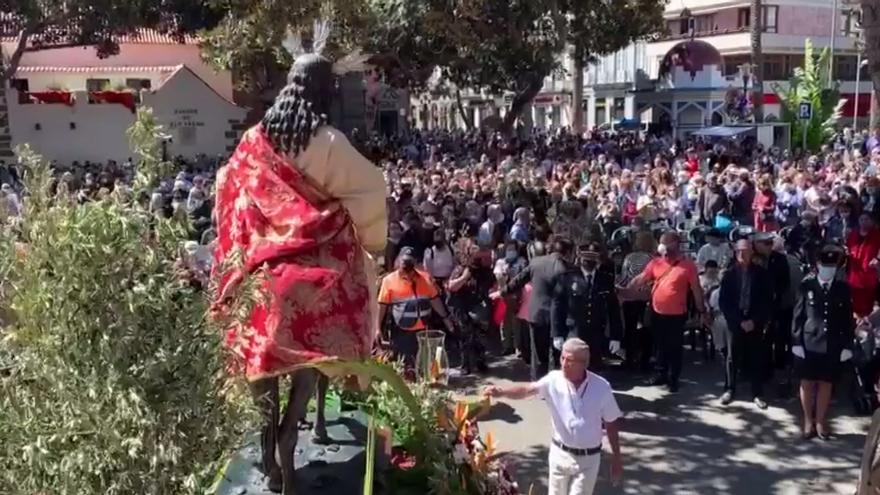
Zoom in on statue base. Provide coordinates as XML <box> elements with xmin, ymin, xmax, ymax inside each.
<box><xmin>216</xmin><ymin>410</ymin><xmax>386</xmax><ymax>495</ymax></box>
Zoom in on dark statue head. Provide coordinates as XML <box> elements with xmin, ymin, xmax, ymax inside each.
<box><xmin>261</xmin><ymin>53</ymin><xmax>335</xmax><ymax>156</ymax></box>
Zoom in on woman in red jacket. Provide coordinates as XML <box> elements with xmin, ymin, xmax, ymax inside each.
<box><xmin>847</xmin><ymin>213</ymin><xmax>880</xmax><ymax>318</ymax></box>
<box><xmin>684</xmin><ymin>148</ymin><xmax>700</xmax><ymax>177</ymax></box>
<box><xmin>753</xmin><ymin>174</ymin><xmax>779</xmax><ymax>232</ymax></box>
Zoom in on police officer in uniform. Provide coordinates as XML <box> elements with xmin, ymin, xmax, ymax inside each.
<box><xmin>551</xmin><ymin>242</ymin><xmax>623</xmax><ymax>370</ymax></box>
<box><xmin>792</xmin><ymin>245</ymin><xmax>855</xmax><ymax>440</ymax></box>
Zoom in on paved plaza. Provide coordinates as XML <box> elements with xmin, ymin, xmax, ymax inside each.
<box><xmin>457</xmin><ymin>351</ymin><xmax>871</xmax><ymax>495</ymax></box>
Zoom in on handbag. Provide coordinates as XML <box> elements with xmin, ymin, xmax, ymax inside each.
<box><xmin>643</xmin><ymin>260</ymin><xmax>680</xmax><ymax>327</ymax></box>
<box><xmin>714</xmin><ymin>213</ymin><xmax>733</xmax><ymax>233</ymax></box>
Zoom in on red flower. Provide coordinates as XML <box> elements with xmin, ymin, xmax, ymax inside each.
<box><xmin>390</xmin><ymin>447</ymin><xmax>418</xmax><ymax>470</ymax></box>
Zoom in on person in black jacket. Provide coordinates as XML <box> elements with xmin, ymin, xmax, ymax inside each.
<box><xmin>787</xmin><ymin>209</ymin><xmax>823</xmax><ymax>267</ymax></box>
<box><xmin>752</xmin><ymin>232</ymin><xmax>792</xmax><ymax>377</ymax></box>
<box><xmin>551</xmin><ymin>243</ymin><xmax>623</xmax><ymax>371</ymax></box>
<box><xmin>728</xmin><ymin>171</ymin><xmax>755</xmax><ymax>226</ymax></box>
<box><xmin>862</xmin><ymin>176</ymin><xmax>880</xmax><ymax>224</ymax></box>
<box><xmin>792</xmin><ymin>245</ymin><xmax>855</xmax><ymax>440</ymax></box>
<box><xmin>492</xmin><ymin>235</ymin><xmax>573</xmax><ymax>378</ymax></box>
<box><xmin>719</xmin><ymin>239</ymin><xmax>774</xmax><ymax>409</ymax></box>
<box><xmin>446</xmin><ymin>246</ymin><xmax>495</xmax><ymax>375</ymax></box>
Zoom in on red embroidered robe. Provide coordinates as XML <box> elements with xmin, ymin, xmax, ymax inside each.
<box><xmin>213</xmin><ymin>126</ymin><xmax>371</xmax><ymax>381</ymax></box>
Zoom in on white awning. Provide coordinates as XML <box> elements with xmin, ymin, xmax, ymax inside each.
<box><xmin>691</xmin><ymin>126</ymin><xmax>754</xmax><ymax>138</ymax></box>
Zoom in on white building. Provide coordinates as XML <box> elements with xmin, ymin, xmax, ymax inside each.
<box><xmin>6</xmin><ymin>65</ymin><xmax>247</xmax><ymax>164</ymax></box>
<box><xmin>584</xmin><ymin>0</ymin><xmax>865</xmax><ymax>130</ymax></box>
<box><xmin>0</xmin><ymin>29</ymin><xmax>247</xmax><ymax>163</ymax></box>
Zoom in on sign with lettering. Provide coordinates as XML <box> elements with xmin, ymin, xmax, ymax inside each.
<box><xmin>169</xmin><ymin>108</ymin><xmax>205</xmax><ymax>129</ymax></box>
<box><xmin>798</xmin><ymin>102</ymin><xmax>812</xmax><ymax>120</ymax></box>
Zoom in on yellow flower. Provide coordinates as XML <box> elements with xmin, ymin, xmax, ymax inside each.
<box><xmin>453</xmin><ymin>402</ymin><xmax>469</xmax><ymax>427</ymax></box>
<box><xmin>430</xmin><ymin>357</ymin><xmax>441</xmax><ymax>382</ymax></box>
<box><xmin>484</xmin><ymin>431</ymin><xmax>497</xmax><ymax>458</ymax></box>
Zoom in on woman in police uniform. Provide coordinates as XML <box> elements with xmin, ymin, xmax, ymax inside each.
<box><xmin>792</xmin><ymin>245</ymin><xmax>855</xmax><ymax>440</ymax></box>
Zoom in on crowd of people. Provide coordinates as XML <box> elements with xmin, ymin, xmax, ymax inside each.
<box><xmin>374</xmin><ymin>125</ymin><xmax>880</xmax><ymax>442</ymax></box>
<box><xmin>8</xmin><ymin>124</ymin><xmax>880</xmax><ymax>444</ymax></box>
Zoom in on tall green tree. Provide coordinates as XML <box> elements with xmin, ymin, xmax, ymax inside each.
<box><xmin>0</xmin><ymin>0</ymin><xmax>221</xmax><ymax>83</ymax></box>
<box><xmin>201</xmin><ymin>0</ymin><xmax>665</xmax><ymax>134</ymax></box>
<box><xmin>771</xmin><ymin>40</ymin><xmax>846</xmax><ymax>152</ymax></box>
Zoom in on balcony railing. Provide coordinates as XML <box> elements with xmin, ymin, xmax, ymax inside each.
<box><xmin>657</xmin><ymin>26</ymin><xmax>749</xmax><ymax>42</ymax></box>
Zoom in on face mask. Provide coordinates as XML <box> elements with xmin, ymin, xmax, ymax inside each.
<box><xmin>817</xmin><ymin>265</ymin><xmax>836</xmax><ymax>283</ymax></box>
<box><xmin>657</xmin><ymin>244</ymin><xmax>668</xmax><ymax>257</ymax></box>
<box><xmin>580</xmin><ymin>260</ymin><xmax>598</xmax><ymax>271</ymax></box>
<box><xmin>402</xmin><ymin>259</ymin><xmax>416</xmax><ymax>271</ymax></box>
<box><xmin>505</xmin><ymin>250</ymin><xmax>518</xmax><ymax>262</ymax></box>
<box><xmin>869</xmin><ymin>188</ymin><xmax>878</xmax><ymax>195</ymax></box>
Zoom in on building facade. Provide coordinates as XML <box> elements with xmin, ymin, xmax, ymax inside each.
<box><xmin>585</xmin><ymin>0</ymin><xmax>866</xmax><ymax>130</ymax></box>
<box><xmin>6</xmin><ymin>65</ymin><xmax>247</xmax><ymax>164</ymax></box>
<box><xmin>416</xmin><ymin>0</ymin><xmax>866</xmax><ymax>134</ymax></box>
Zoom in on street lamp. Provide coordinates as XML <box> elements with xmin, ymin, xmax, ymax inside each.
<box><xmin>740</xmin><ymin>63</ymin><xmax>753</xmax><ymax>92</ymax></box>
<box><xmin>680</xmin><ymin>8</ymin><xmax>694</xmax><ymax>38</ymax></box>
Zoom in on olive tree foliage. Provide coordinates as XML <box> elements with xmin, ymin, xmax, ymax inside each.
<box><xmin>0</xmin><ymin>109</ymin><xmax>255</xmax><ymax>495</ymax></box>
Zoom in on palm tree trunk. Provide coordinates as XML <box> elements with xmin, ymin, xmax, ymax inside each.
<box><xmin>570</xmin><ymin>44</ymin><xmax>585</xmax><ymax>135</ymax></box>
<box><xmin>862</xmin><ymin>0</ymin><xmax>880</xmax><ymax>129</ymax></box>
<box><xmin>750</xmin><ymin>0</ymin><xmax>765</xmax><ymax>122</ymax></box>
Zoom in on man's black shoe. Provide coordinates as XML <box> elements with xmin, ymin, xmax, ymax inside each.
<box><xmin>648</xmin><ymin>375</ymin><xmax>668</xmax><ymax>386</ymax></box>
<box><xmin>668</xmin><ymin>381</ymin><xmax>679</xmax><ymax>393</ymax></box>
<box><xmin>720</xmin><ymin>390</ymin><xmax>734</xmax><ymax>405</ymax></box>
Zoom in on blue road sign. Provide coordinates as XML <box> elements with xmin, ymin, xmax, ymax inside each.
<box><xmin>798</xmin><ymin>102</ymin><xmax>812</xmax><ymax>120</ymax></box>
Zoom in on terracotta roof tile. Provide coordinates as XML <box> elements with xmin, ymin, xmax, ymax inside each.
<box><xmin>15</xmin><ymin>65</ymin><xmax>183</xmax><ymax>74</ymax></box>
<box><xmin>0</xmin><ymin>26</ymin><xmax>198</xmax><ymax>45</ymax></box>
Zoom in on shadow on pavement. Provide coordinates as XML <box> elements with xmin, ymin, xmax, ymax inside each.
<box><xmin>599</xmin><ymin>352</ymin><xmax>868</xmax><ymax>495</ymax></box>
<box><xmin>475</xmin><ymin>347</ymin><xmax>870</xmax><ymax>495</ymax></box>
<box><xmin>481</xmin><ymin>401</ymin><xmax>524</xmax><ymax>424</ymax></box>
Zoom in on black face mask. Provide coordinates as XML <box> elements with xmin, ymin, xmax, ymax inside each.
<box><xmin>579</xmin><ymin>260</ymin><xmax>598</xmax><ymax>271</ymax></box>
<box><xmin>402</xmin><ymin>259</ymin><xmax>416</xmax><ymax>271</ymax></box>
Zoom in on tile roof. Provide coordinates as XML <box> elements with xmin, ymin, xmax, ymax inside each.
<box><xmin>15</xmin><ymin>65</ymin><xmax>183</xmax><ymax>74</ymax></box>
<box><xmin>0</xmin><ymin>27</ymin><xmax>199</xmax><ymax>45</ymax></box>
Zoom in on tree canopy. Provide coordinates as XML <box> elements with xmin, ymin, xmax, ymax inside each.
<box><xmin>201</xmin><ymin>0</ymin><xmax>666</xmax><ymax>131</ymax></box>
<box><xmin>0</xmin><ymin>0</ymin><xmax>222</xmax><ymax>81</ymax></box>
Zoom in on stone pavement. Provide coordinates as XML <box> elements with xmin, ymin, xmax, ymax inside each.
<box><xmin>454</xmin><ymin>351</ymin><xmax>872</xmax><ymax>495</ymax></box>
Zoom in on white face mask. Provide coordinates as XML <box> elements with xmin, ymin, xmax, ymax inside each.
<box><xmin>657</xmin><ymin>244</ymin><xmax>668</xmax><ymax>256</ymax></box>
<box><xmin>817</xmin><ymin>265</ymin><xmax>836</xmax><ymax>283</ymax></box>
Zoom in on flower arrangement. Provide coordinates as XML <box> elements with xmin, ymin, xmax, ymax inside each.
<box><xmin>345</xmin><ymin>354</ymin><xmax>519</xmax><ymax>495</ymax></box>
<box><xmin>428</xmin><ymin>400</ymin><xmax>520</xmax><ymax>495</ymax></box>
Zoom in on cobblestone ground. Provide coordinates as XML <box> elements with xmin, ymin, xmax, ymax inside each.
<box><xmin>455</xmin><ymin>350</ymin><xmax>871</xmax><ymax>495</ymax></box>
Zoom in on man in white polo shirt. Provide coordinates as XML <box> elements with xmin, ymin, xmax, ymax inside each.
<box><xmin>483</xmin><ymin>338</ymin><xmax>623</xmax><ymax>495</ymax></box>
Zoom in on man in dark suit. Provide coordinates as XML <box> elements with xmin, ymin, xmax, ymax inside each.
<box><xmin>719</xmin><ymin>238</ymin><xmax>774</xmax><ymax>409</ymax></box>
<box><xmin>552</xmin><ymin>242</ymin><xmax>623</xmax><ymax>371</ymax></box>
<box><xmin>753</xmin><ymin>232</ymin><xmax>792</xmax><ymax>378</ymax></box>
<box><xmin>492</xmin><ymin>235</ymin><xmax>573</xmax><ymax>378</ymax></box>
